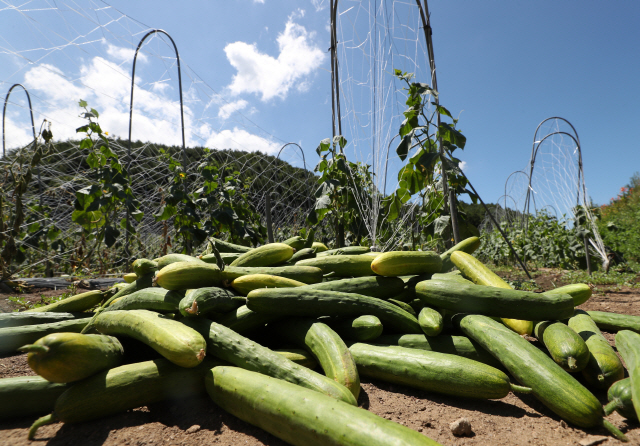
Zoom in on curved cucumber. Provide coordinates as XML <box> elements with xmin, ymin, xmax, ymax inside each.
<box><xmin>105</xmin><ymin>287</ymin><xmax>183</xmax><ymax>313</ymax></box>
<box><xmin>534</xmin><ymin>321</ymin><xmax>590</xmax><ymax>372</ymax></box>
<box><xmin>93</xmin><ymin>310</ymin><xmax>206</xmax><ymax>368</ymax></box>
<box><xmin>153</xmin><ymin>253</ymin><xmax>204</xmax><ymax>268</ymax></box>
<box><xmin>316</xmin><ymin>246</ymin><xmax>370</xmax><ymax>257</ymax></box>
<box><xmin>349</xmin><ymin>343</ymin><xmax>522</xmax><ymax>399</ymax></box>
<box><xmin>272</xmin><ymin>318</ymin><xmax>360</xmax><ymax>399</ymax></box>
<box><xmin>588</xmin><ymin>310</ymin><xmax>640</xmax><ymax>334</ymax></box>
<box><xmin>221</xmin><ymin>265</ymin><xmax>323</xmax><ymax>284</ymax></box>
<box><xmin>154</xmin><ymin>262</ymin><xmax>221</xmax><ymax>290</ymax></box>
<box><xmin>281</xmin><ymin>236</ymin><xmax>306</xmax><ymax>250</ymax></box>
<box><xmin>615</xmin><ymin>330</ymin><xmax>640</xmax><ymax>421</ymax></box>
<box><xmin>568</xmin><ymin>310</ymin><xmax>625</xmax><ymax>389</ymax></box>
<box><xmin>132</xmin><ymin>258</ymin><xmax>158</xmax><ymax>277</ymax></box>
<box><xmin>440</xmin><ymin>236</ymin><xmax>481</xmax><ymax>273</ymax></box>
<box><xmin>0</xmin><ymin>376</ymin><xmax>69</xmax><ymax>420</ymax></box>
<box><xmin>286</xmin><ymin>247</ymin><xmax>316</xmax><ymax>264</ymax></box>
<box><xmin>547</xmin><ymin>283</ymin><xmax>592</xmax><ymax>306</ymax></box>
<box><xmin>605</xmin><ymin>378</ymin><xmax>637</xmax><ymax>421</ymax></box>
<box><xmin>247</xmin><ymin>288</ymin><xmax>421</xmax><ymax>334</ymax></box>
<box><xmin>296</xmin><ymin>255</ymin><xmax>375</xmax><ymax>277</ymax></box>
<box><xmin>206</xmin><ymin>366</ymin><xmax>443</xmax><ymax>446</ymax></box>
<box><xmin>418</xmin><ymin>307</ymin><xmax>444</xmax><ymax>337</ymax></box>
<box><xmin>231</xmin><ymin>273</ymin><xmax>305</xmax><ymax>296</ymax></box>
<box><xmin>416</xmin><ymin>279</ymin><xmax>574</xmax><ymax>321</ymax></box>
<box><xmin>327</xmin><ymin>315</ymin><xmax>383</xmax><ymax>342</ymax></box>
<box><xmin>30</xmin><ymin>290</ymin><xmax>104</xmax><ymax>313</ymax></box>
<box><xmin>28</xmin><ymin>358</ymin><xmax>219</xmax><ymax>440</ymax></box>
<box><xmin>181</xmin><ymin>318</ymin><xmax>357</xmax><ymax>406</ymax></box>
<box><xmin>388</xmin><ymin>298</ymin><xmax>417</xmax><ymax>317</ymax></box>
<box><xmin>100</xmin><ymin>272</ymin><xmax>155</xmax><ymax>309</ymax></box>
<box><xmin>207</xmin><ymin>236</ymin><xmax>253</xmax><ymax>253</ymax></box>
<box><xmin>371</xmin><ymin>251</ymin><xmax>442</xmax><ymax>277</ymax></box>
<box><xmin>0</xmin><ymin>318</ymin><xmax>91</xmax><ymax>356</ymax></box>
<box><xmin>21</xmin><ymin>332</ymin><xmax>123</xmax><ymax>383</ymax></box>
<box><xmin>274</xmin><ymin>348</ymin><xmax>318</xmax><ymax>369</ymax></box>
<box><xmin>303</xmin><ymin>276</ymin><xmax>405</xmax><ymax>299</ymax></box>
<box><xmin>457</xmin><ymin>314</ymin><xmax>623</xmax><ymax>438</ymax></box>
<box><xmin>201</xmin><ymin>252</ymin><xmax>241</xmax><ymax>264</ymax></box>
<box><xmin>0</xmin><ymin>312</ymin><xmax>90</xmax><ymax>329</ymax></box>
<box><xmin>230</xmin><ymin>243</ymin><xmax>294</xmax><ymax>267</ymax></box>
<box><xmin>178</xmin><ymin>287</ymin><xmax>245</xmax><ymax>317</ymax></box>
<box><xmin>312</xmin><ymin>241</ymin><xmax>329</xmax><ymax>252</ymax></box>
<box><xmin>123</xmin><ymin>273</ymin><xmax>137</xmax><ymax>283</ymax></box>
<box><xmin>212</xmin><ymin>304</ymin><xmax>280</xmax><ymax>334</ymax></box>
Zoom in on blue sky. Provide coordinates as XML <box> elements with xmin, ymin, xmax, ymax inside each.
<box><xmin>1</xmin><ymin>0</ymin><xmax>639</xmax><ymax>209</ymax></box>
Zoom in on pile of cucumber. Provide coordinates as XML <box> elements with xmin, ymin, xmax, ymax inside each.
<box><xmin>2</xmin><ymin>234</ymin><xmax>639</xmax><ymax>445</ymax></box>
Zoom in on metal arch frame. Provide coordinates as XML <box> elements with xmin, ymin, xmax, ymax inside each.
<box><xmin>2</xmin><ymin>84</ymin><xmax>36</xmax><ymax>157</ymax></box>
<box><xmin>126</xmin><ymin>29</ymin><xmax>187</xmax><ymax>257</ymax></box>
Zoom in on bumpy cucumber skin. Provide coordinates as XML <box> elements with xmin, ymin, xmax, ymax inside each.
<box><xmin>212</xmin><ymin>304</ymin><xmax>280</xmax><ymax>334</ymax></box>
<box><xmin>247</xmin><ymin>288</ymin><xmax>421</xmax><ymax>334</ymax></box>
<box><xmin>439</xmin><ymin>236</ymin><xmax>481</xmax><ymax>273</ymax></box>
<box><xmin>155</xmin><ymin>262</ymin><xmax>222</xmax><ymax>290</ymax></box>
<box><xmin>374</xmin><ymin>334</ymin><xmax>503</xmax><ymax>369</ymax></box>
<box><xmin>30</xmin><ymin>290</ymin><xmax>104</xmax><ymax>313</ymax></box>
<box><xmin>178</xmin><ymin>287</ymin><xmax>245</xmax><ymax>317</ymax></box>
<box><xmin>607</xmin><ymin>378</ymin><xmax>637</xmax><ymax>420</ymax></box>
<box><xmin>316</xmin><ymin>246</ymin><xmax>370</xmax><ymax>257</ymax></box>
<box><xmin>588</xmin><ymin>310</ymin><xmax>640</xmax><ymax>334</ymax></box>
<box><xmin>350</xmin><ymin>343</ymin><xmax>512</xmax><ymax>399</ymax></box>
<box><xmin>568</xmin><ymin>310</ymin><xmax>625</xmax><ymax>389</ymax></box>
<box><xmin>208</xmin><ymin>236</ymin><xmax>253</xmax><ymax>253</ymax></box>
<box><xmin>221</xmin><ymin>265</ymin><xmax>323</xmax><ymax>284</ymax></box>
<box><xmin>0</xmin><ymin>376</ymin><xmax>69</xmax><ymax>419</ymax></box>
<box><xmin>296</xmin><ymin>255</ymin><xmax>375</xmax><ymax>277</ymax></box>
<box><xmin>105</xmin><ymin>288</ymin><xmax>183</xmax><ymax>313</ymax></box>
<box><xmin>615</xmin><ymin>330</ymin><xmax>640</xmax><ymax>421</ymax></box>
<box><xmin>94</xmin><ymin>310</ymin><xmax>206</xmax><ymax>368</ymax></box>
<box><xmin>370</xmin><ymin>251</ymin><xmax>442</xmax><ymax>277</ymax></box>
<box><xmin>418</xmin><ymin>307</ymin><xmax>443</xmax><ymax>337</ymax></box>
<box><xmin>181</xmin><ymin>318</ymin><xmax>357</xmax><ymax>406</ymax></box>
<box><xmin>153</xmin><ymin>253</ymin><xmax>204</xmax><ymax>268</ymax></box>
<box><xmin>534</xmin><ymin>321</ymin><xmax>590</xmax><ymax>372</ymax></box>
<box><xmin>274</xmin><ymin>349</ymin><xmax>318</xmax><ymax>369</ymax></box>
<box><xmin>132</xmin><ymin>258</ymin><xmax>158</xmax><ymax>277</ymax></box>
<box><xmin>231</xmin><ymin>273</ymin><xmax>305</xmax><ymax>296</ymax></box>
<box><xmin>416</xmin><ymin>279</ymin><xmax>574</xmax><ymax>321</ymax></box>
<box><xmin>25</xmin><ymin>333</ymin><xmax>123</xmax><ymax>383</ymax></box>
<box><xmin>458</xmin><ymin>314</ymin><xmax>604</xmax><ymax>428</ymax></box>
<box><xmin>547</xmin><ymin>283</ymin><xmax>592</xmax><ymax>306</ymax></box>
<box><xmin>272</xmin><ymin>318</ymin><xmax>360</xmax><ymax>399</ymax></box>
<box><xmin>328</xmin><ymin>315</ymin><xmax>383</xmax><ymax>342</ymax></box>
<box><xmin>229</xmin><ymin>243</ymin><xmax>294</xmax><ymax>267</ymax></box>
<box><xmin>0</xmin><ymin>318</ymin><xmax>91</xmax><ymax>356</ymax></box>
<box><xmin>303</xmin><ymin>276</ymin><xmax>405</xmax><ymax>299</ymax></box>
<box><xmin>206</xmin><ymin>366</ymin><xmax>443</xmax><ymax>446</ymax></box>
<box><xmin>0</xmin><ymin>312</ymin><xmax>89</xmax><ymax>329</ymax></box>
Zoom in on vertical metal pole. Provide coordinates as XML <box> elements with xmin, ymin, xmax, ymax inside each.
<box><xmin>584</xmin><ymin>235</ymin><xmax>592</xmax><ymax>275</ymax></box>
<box><xmin>266</xmin><ymin>193</ymin><xmax>274</xmax><ymax>244</ymax></box>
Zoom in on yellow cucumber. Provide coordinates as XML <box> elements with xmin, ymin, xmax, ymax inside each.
<box><xmin>230</xmin><ymin>273</ymin><xmax>305</xmax><ymax>296</ymax></box>
<box><xmin>123</xmin><ymin>273</ymin><xmax>137</xmax><ymax>283</ymax></box>
<box><xmin>30</xmin><ymin>290</ymin><xmax>105</xmax><ymax>313</ymax></box>
<box><xmin>229</xmin><ymin>242</ymin><xmax>294</xmax><ymax>267</ymax></box>
<box><xmin>154</xmin><ymin>261</ymin><xmax>222</xmax><ymax>290</ymax></box>
<box><xmin>371</xmin><ymin>251</ymin><xmax>442</xmax><ymax>276</ymax></box>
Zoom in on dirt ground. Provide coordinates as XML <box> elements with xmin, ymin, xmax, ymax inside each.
<box><xmin>1</xmin><ymin>272</ymin><xmax>639</xmax><ymax>446</ymax></box>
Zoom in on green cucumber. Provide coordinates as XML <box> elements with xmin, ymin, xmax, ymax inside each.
<box><xmin>312</xmin><ymin>241</ymin><xmax>329</xmax><ymax>252</ymax></box>
<box><xmin>154</xmin><ymin>262</ymin><xmax>222</xmax><ymax>290</ymax></box>
<box><xmin>181</xmin><ymin>318</ymin><xmax>357</xmax><ymax>406</ymax></box>
<box><xmin>271</xmin><ymin>318</ymin><xmax>360</xmax><ymax>399</ymax></box>
<box><xmin>231</xmin><ymin>273</ymin><xmax>305</xmax><ymax>295</ymax></box>
<box><xmin>0</xmin><ymin>318</ymin><xmax>91</xmax><ymax>356</ymax></box>
<box><xmin>206</xmin><ymin>366</ymin><xmax>443</xmax><ymax>446</ymax></box>
<box><xmin>534</xmin><ymin>321</ymin><xmax>590</xmax><ymax>372</ymax></box>
<box><xmin>568</xmin><ymin>310</ymin><xmax>625</xmax><ymax>389</ymax></box>
<box><xmin>349</xmin><ymin>343</ymin><xmax>527</xmax><ymax>399</ymax></box>
<box><xmin>230</xmin><ymin>243</ymin><xmax>294</xmax><ymax>267</ymax></box>
<box><xmin>547</xmin><ymin>283</ymin><xmax>592</xmax><ymax>306</ymax></box>
<box><xmin>587</xmin><ymin>310</ymin><xmax>640</xmax><ymax>334</ymax></box>
<box><xmin>0</xmin><ymin>376</ymin><xmax>69</xmax><ymax>420</ymax></box>
<box><xmin>316</xmin><ymin>246</ymin><xmax>370</xmax><ymax>257</ymax></box>
<box><xmin>274</xmin><ymin>348</ymin><xmax>318</xmax><ymax>369</ymax></box>
<box><xmin>296</xmin><ymin>255</ymin><xmax>375</xmax><ymax>277</ymax></box>
<box><xmin>281</xmin><ymin>236</ymin><xmax>305</xmax><ymax>250</ymax></box>
<box><xmin>457</xmin><ymin>314</ymin><xmax>626</xmax><ymax>440</ymax></box>
<box><xmin>123</xmin><ymin>273</ymin><xmax>137</xmax><ymax>283</ymax></box>
<box><xmin>20</xmin><ymin>333</ymin><xmax>123</xmax><ymax>383</ymax></box>
<box><xmin>418</xmin><ymin>307</ymin><xmax>443</xmax><ymax>336</ymax></box>
<box><xmin>105</xmin><ymin>287</ymin><xmax>183</xmax><ymax>313</ymax></box>
<box><xmin>285</xmin><ymin>247</ymin><xmax>316</xmax><ymax>264</ymax></box>
<box><xmin>201</xmin><ymin>252</ymin><xmax>241</xmax><ymax>264</ymax></box>
<box><xmin>327</xmin><ymin>315</ymin><xmax>383</xmax><ymax>342</ymax></box>
<box><xmin>212</xmin><ymin>304</ymin><xmax>280</xmax><ymax>334</ymax></box>
<box><xmin>605</xmin><ymin>378</ymin><xmax>637</xmax><ymax>421</ymax></box>
<box><xmin>93</xmin><ymin>309</ymin><xmax>206</xmax><ymax>368</ymax></box>
<box><xmin>388</xmin><ymin>298</ymin><xmax>417</xmax><ymax>317</ymax></box>
<box><xmin>207</xmin><ymin>236</ymin><xmax>253</xmax><ymax>253</ymax></box>
<box><xmin>221</xmin><ymin>265</ymin><xmax>323</xmax><ymax>284</ymax></box>
<box><xmin>153</xmin><ymin>253</ymin><xmax>204</xmax><ymax>268</ymax></box>
<box><xmin>615</xmin><ymin>330</ymin><xmax>640</xmax><ymax>421</ymax></box>
<box><xmin>28</xmin><ymin>358</ymin><xmax>220</xmax><ymax>440</ymax></box>
<box><xmin>370</xmin><ymin>251</ymin><xmax>442</xmax><ymax>277</ymax></box>
<box><xmin>416</xmin><ymin>279</ymin><xmax>574</xmax><ymax>321</ymax></box>
<box><xmin>100</xmin><ymin>272</ymin><xmax>155</xmax><ymax>308</ymax></box>
<box><xmin>30</xmin><ymin>290</ymin><xmax>104</xmax><ymax>313</ymax></box>
<box><xmin>131</xmin><ymin>258</ymin><xmax>158</xmax><ymax>276</ymax></box>
<box><xmin>373</xmin><ymin>334</ymin><xmax>503</xmax><ymax>369</ymax></box>
<box><xmin>0</xmin><ymin>312</ymin><xmax>90</xmax><ymax>329</ymax></box>
<box><xmin>408</xmin><ymin>298</ymin><xmax>426</xmax><ymax>314</ymax></box>
<box><xmin>303</xmin><ymin>276</ymin><xmax>405</xmax><ymax>299</ymax></box>
<box><xmin>178</xmin><ymin>287</ymin><xmax>245</xmax><ymax>317</ymax></box>
<box><xmin>247</xmin><ymin>288</ymin><xmax>421</xmax><ymax>334</ymax></box>
<box><xmin>439</xmin><ymin>236</ymin><xmax>481</xmax><ymax>273</ymax></box>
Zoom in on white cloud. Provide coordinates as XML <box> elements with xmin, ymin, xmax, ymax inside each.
<box><xmin>218</xmin><ymin>99</ymin><xmax>248</xmax><ymax>120</ymax></box>
<box><xmin>104</xmin><ymin>42</ymin><xmax>147</xmax><ymax>64</ymax></box>
<box><xmin>459</xmin><ymin>160</ymin><xmax>467</xmax><ymax>172</ymax></box>
<box><xmin>205</xmin><ymin>127</ymin><xmax>280</xmax><ymax>155</ymax></box>
<box><xmin>253</xmin><ymin>0</ymin><xmax>265</xmax><ymax>3</ymax></box>
<box><xmin>310</xmin><ymin>0</ymin><xmax>327</xmax><ymax>12</ymax></box>
<box><xmin>224</xmin><ymin>18</ymin><xmax>325</xmax><ymax>101</ymax></box>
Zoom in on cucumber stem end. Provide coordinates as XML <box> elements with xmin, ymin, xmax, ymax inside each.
<box><xmin>602</xmin><ymin>418</ymin><xmax>628</xmax><ymax>442</ymax></box>
<box><xmin>509</xmin><ymin>383</ymin><xmax>533</xmax><ymax>394</ymax></box>
<box><xmin>18</xmin><ymin>344</ymin><xmax>49</xmax><ymax>353</ymax></box>
<box><xmin>28</xmin><ymin>414</ymin><xmax>57</xmax><ymax>440</ymax></box>
<box><xmin>604</xmin><ymin>399</ymin><xmax>621</xmax><ymax>416</ymax></box>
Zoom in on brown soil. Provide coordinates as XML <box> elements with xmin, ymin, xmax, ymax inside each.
<box><xmin>1</xmin><ymin>273</ymin><xmax>640</xmax><ymax>446</ymax></box>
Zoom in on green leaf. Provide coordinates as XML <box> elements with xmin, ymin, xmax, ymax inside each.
<box><xmin>314</xmin><ymin>194</ymin><xmax>332</xmax><ymax>211</ymax></box>
<box><xmin>396</xmin><ymin>132</ymin><xmax>413</xmax><ymax>161</ymax></box>
<box><xmin>333</xmin><ymin>135</ymin><xmax>347</xmax><ymax>150</ymax></box>
<box><xmin>104</xmin><ymin>225</ymin><xmax>120</xmax><ymax>247</ymax></box>
<box><xmin>78</xmin><ymin>100</ymin><xmax>88</xmax><ymax>108</ymax></box>
<box><xmin>316</xmin><ymin>138</ymin><xmax>331</xmax><ymax>155</ymax></box>
<box><xmin>416</xmin><ymin>151</ymin><xmax>440</xmax><ymax>171</ymax></box>
<box><xmin>90</xmin><ymin>108</ymin><xmax>100</xmax><ymax>118</ymax></box>
<box><xmin>76</xmin><ymin>125</ymin><xmax>90</xmax><ymax>134</ymax></box>
<box><xmin>434</xmin><ymin>215</ymin><xmax>450</xmax><ymax>236</ymax></box>
<box><xmin>434</xmin><ymin>104</ymin><xmax>453</xmax><ymax>118</ymax></box>
<box><xmin>154</xmin><ymin>204</ymin><xmax>176</xmax><ymax>221</ymax></box>
<box><xmin>439</xmin><ymin>122</ymin><xmax>466</xmax><ymax>149</ymax></box>
<box><xmin>86</xmin><ymin>152</ymin><xmax>100</xmax><ymax>169</ymax></box>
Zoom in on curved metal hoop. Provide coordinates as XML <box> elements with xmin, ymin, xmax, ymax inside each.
<box><xmin>2</xmin><ymin>84</ymin><xmax>36</xmax><ymax>157</ymax></box>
